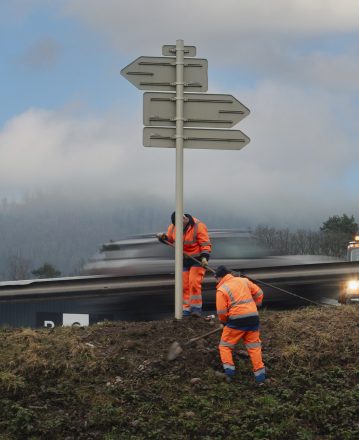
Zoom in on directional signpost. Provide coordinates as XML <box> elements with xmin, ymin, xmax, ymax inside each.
<box><xmin>121</xmin><ymin>40</ymin><xmax>250</xmax><ymax>320</ymax></box>
<box><xmin>143</xmin><ymin>92</ymin><xmax>250</xmax><ymax>128</ymax></box>
<box><xmin>143</xmin><ymin>127</ymin><xmax>250</xmax><ymax>150</ymax></box>
<box><xmin>121</xmin><ymin>56</ymin><xmax>208</xmax><ymax>92</ymax></box>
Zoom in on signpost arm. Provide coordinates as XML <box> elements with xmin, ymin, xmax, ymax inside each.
<box><xmin>175</xmin><ymin>39</ymin><xmax>184</xmax><ymax>320</ymax></box>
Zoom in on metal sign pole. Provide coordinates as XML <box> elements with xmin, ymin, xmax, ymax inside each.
<box><xmin>121</xmin><ymin>41</ymin><xmax>250</xmax><ymax>320</ymax></box>
<box><xmin>175</xmin><ymin>39</ymin><xmax>184</xmax><ymax>320</ymax></box>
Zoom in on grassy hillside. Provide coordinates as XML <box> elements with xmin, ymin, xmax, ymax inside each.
<box><xmin>0</xmin><ymin>306</ymin><xmax>358</xmax><ymax>439</ymax></box>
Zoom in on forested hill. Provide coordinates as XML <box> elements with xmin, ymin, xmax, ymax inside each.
<box><xmin>0</xmin><ymin>193</ymin><xmax>248</xmax><ymax>280</ymax></box>
<box><xmin>0</xmin><ymin>193</ymin><xmax>355</xmax><ymax>281</ymax></box>
<box><xmin>0</xmin><ymin>194</ymin><xmax>165</xmax><ymax>280</ymax></box>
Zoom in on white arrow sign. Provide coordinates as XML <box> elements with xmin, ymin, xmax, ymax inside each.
<box><xmin>143</xmin><ymin>92</ymin><xmax>250</xmax><ymax>128</ymax></box>
<box><xmin>143</xmin><ymin>127</ymin><xmax>250</xmax><ymax>150</ymax></box>
<box><xmin>121</xmin><ymin>56</ymin><xmax>208</xmax><ymax>92</ymax></box>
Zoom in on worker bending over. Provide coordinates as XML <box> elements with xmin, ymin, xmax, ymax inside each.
<box><xmin>157</xmin><ymin>212</ymin><xmax>211</xmax><ymax>317</ymax></box>
<box><xmin>215</xmin><ymin>265</ymin><xmax>266</xmax><ymax>385</ymax></box>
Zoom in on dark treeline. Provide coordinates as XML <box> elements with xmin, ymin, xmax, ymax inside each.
<box><xmin>0</xmin><ymin>194</ymin><xmax>356</xmax><ymax>281</ymax></box>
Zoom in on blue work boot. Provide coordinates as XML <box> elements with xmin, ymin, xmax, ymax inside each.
<box><xmin>182</xmin><ymin>310</ymin><xmax>191</xmax><ymax>318</ymax></box>
<box><xmin>254</xmin><ymin>367</ymin><xmax>266</xmax><ymax>385</ymax></box>
<box><xmin>224</xmin><ymin>367</ymin><xmax>235</xmax><ymax>383</ymax></box>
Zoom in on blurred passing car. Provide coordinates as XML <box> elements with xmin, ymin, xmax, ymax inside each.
<box><xmin>82</xmin><ymin>230</ymin><xmax>338</xmax><ymax>276</ymax></box>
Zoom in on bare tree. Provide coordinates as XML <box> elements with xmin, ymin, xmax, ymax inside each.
<box><xmin>253</xmin><ymin>223</ymin><xmax>352</xmax><ymax>259</ymax></box>
<box><xmin>6</xmin><ymin>254</ymin><xmax>31</xmax><ymax>280</ymax></box>
<box><xmin>253</xmin><ymin>225</ymin><xmax>280</xmax><ymax>254</ymax></box>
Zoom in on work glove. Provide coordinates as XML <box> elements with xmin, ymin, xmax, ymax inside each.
<box><xmin>156</xmin><ymin>233</ymin><xmax>168</xmax><ymax>243</ymax></box>
<box><xmin>201</xmin><ymin>257</ymin><xmax>209</xmax><ymax>267</ymax></box>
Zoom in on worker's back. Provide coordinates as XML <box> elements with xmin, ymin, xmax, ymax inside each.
<box><xmin>216</xmin><ymin>273</ymin><xmax>263</xmax><ymax>329</ymax></box>
<box><xmin>218</xmin><ymin>275</ymin><xmax>258</xmax><ymax>316</ymax></box>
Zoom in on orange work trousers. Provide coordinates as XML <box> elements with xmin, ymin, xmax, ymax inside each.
<box><xmin>219</xmin><ymin>326</ymin><xmax>264</xmax><ymax>375</ymax></box>
<box><xmin>182</xmin><ymin>265</ymin><xmax>206</xmax><ymax>313</ymax></box>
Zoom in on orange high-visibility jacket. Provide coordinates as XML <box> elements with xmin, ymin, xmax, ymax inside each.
<box><xmin>216</xmin><ymin>274</ymin><xmax>263</xmax><ymax>326</ymax></box>
<box><xmin>166</xmin><ymin>217</ymin><xmax>211</xmax><ymax>258</ymax></box>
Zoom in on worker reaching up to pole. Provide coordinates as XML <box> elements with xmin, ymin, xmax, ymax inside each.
<box><xmin>214</xmin><ymin>265</ymin><xmax>266</xmax><ymax>385</ymax></box>
<box><xmin>157</xmin><ymin>212</ymin><xmax>211</xmax><ymax>317</ymax></box>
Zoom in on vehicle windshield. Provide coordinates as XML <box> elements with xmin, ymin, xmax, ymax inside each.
<box><xmin>211</xmin><ymin>237</ymin><xmax>270</xmax><ymax>259</ymax></box>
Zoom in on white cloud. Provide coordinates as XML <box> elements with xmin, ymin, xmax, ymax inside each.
<box><xmin>0</xmin><ymin>109</ymin><xmax>126</xmax><ymax>190</ymax></box>
<box><xmin>0</xmin><ymin>107</ymin><xmax>176</xmax><ymax>197</ymax></box>
<box><xmin>2</xmin><ymin>0</ymin><xmax>359</xmax><ymax>227</ymax></box>
<box><xmin>1</xmin><ymin>80</ymin><xmax>358</xmax><ymax>228</ymax></box>
<box><xmin>63</xmin><ymin>0</ymin><xmax>359</xmax><ymax>40</ymax></box>
<box><xmin>60</xmin><ymin>0</ymin><xmax>359</xmax><ymax>93</ymax></box>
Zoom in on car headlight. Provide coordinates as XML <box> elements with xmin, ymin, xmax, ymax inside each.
<box><xmin>347</xmin><ymin>279</ymin><xmax>359</xmax><ymax>291</ymax></box>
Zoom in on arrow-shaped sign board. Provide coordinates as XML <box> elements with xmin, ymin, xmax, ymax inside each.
<box><xmin>143</xmin><ymin>127</ymin><xmax>250</xmax><ymax>150</ymax></box>
<box><xmin>121</xmin><ymin>56</ymin><xmax>208</xmax><ymax>92</ymax></box>
<box><xmin>143</xmin><ymin>92</ymin><xmax>250</xmax><ymax>128</ymax></box>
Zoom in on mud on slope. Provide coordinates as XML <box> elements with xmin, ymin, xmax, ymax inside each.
<box><xmin>0</xmin><ymin>305</ymin><xmax>358</xmax><ymax>439</ymax></box>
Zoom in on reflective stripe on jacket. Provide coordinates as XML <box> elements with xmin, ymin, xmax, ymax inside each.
<box><xmin>216</xmin><ymin>274</ymin><xmax>263</xmax><ymax>328</ymax></box>
<box><xmin>166</xmin><ymin>217</ymin><xmax>211</xmax><ymax>257</ymax></box>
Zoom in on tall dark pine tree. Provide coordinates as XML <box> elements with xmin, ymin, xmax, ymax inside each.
<box><xmin>320</xmin><ymin>214</ymin><xmax>358</xmax><ymax>258</ymax></box>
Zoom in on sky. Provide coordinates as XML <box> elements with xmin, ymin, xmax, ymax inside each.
<box><xmin>1</xmin><ymin>0</ymin><xmax>359</xmax><ymax>228</ymax></box>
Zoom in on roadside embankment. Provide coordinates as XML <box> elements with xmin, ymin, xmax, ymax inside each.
<box><xmin>0</xmin><ymin>305</ymin><xmax>358</xmax><ymax>439</ymax></box>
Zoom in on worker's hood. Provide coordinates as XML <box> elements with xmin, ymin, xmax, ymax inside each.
<box><xmin>171</xmin><ymin>212</ymin><xmax>194</xmax><ymax>227</ymax></box>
